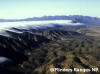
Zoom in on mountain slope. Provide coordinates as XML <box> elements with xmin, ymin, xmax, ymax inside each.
<box><xmin>0</xmin><ymin>28</ymin><xmax>100</xmax><ymax>74</ymax></box>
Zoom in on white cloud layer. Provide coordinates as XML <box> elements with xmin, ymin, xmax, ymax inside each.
<box><xmin>0</xmin><ymin>20</ymin><xmax>82</xmax><ymax>31</ymax></box>
<box><xmin>0</xmin><ymin>57</ymin><xmax>11</xmax><ymax>63</ymax></box>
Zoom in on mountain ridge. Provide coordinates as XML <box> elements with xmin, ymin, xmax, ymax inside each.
<box><xmin>0</xmin><ymin>15</ymin><xmax>100</xmax><ymax>25</ymax></box>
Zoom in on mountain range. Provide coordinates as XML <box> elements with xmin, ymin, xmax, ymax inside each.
<box><xmin>0</xmin><ymin>15</ymin><xmax>100</xmax><ymax>25</ymax></box>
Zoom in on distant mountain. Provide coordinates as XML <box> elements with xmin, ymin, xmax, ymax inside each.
<box><xmin>0</xmin><ymin>15</ymin><xmax>100</xmax><ymax>25</ymax></box>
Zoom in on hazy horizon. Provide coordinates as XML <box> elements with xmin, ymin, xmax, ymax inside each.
<box><xmin>0</xmin><ymin>0</ymin><xmax>100</xmax><ymax>19</ymax></box>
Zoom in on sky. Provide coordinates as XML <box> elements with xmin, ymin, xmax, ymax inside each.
<box><xmin>0</xmin><ymin>0</ymin><xmax>100</xmax><ymax>19</ymax></box>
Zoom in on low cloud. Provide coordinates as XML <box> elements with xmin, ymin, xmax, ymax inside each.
<box><xmin>0</xmin><ymin>20</ymin><xmax>83</xmax><ymax>31</ymax></box>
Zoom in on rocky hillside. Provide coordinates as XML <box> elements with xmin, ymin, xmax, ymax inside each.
<box><xmin>0</xmin><ymin>29</ymin><xmax>100</xmax><ymax>74</ymax></box>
